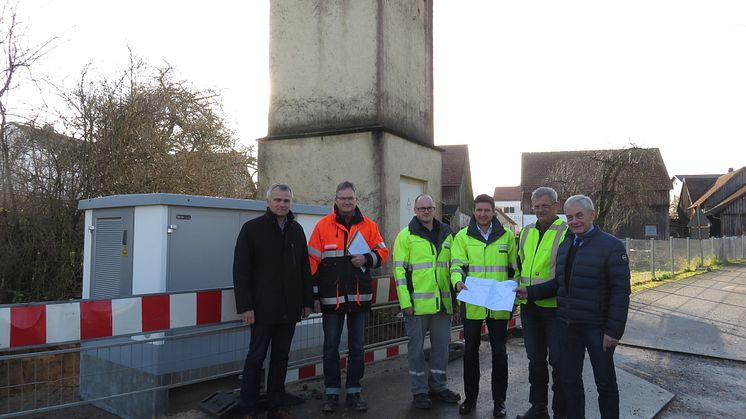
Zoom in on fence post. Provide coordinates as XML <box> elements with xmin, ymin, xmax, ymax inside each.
<box><xmin>686</xmin><ymin>237</ymin><xmax>691</xmax><ymax>269</ymax></box>
<box><xmin>711</xmin><ymin>238</ymin><xmax>716</xmax><ymax>262</ymax></box>
<box><xmin>670</xmin><ymin>238</ymin><xmax>674</xmax><ymax>273</ymax></box>
<box><xmin>625</xmin><ymin>238</ymin><xmax>630</xmax><ymax>254</ymax></box>
<box><xmin>650</xmin><ymin>238</ymin><xmax>656</xmax><ymax>278</ymax></box>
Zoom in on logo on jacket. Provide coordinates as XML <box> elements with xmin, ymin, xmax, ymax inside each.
<box><xmin>621</xmin><ymin>254</ymin><xmax>628</xmax><ymax>262</ymax></box>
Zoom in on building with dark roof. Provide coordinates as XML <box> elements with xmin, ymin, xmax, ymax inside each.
<box><xmin>440</xmin><ymin>144</ymin><xmax>474</xmax><ymax>231</ymax></box>
<box><xmin>520</xmin><ymin>148</ymin><xmax>671</xmax><ymax>239</ymax></box>
<box><xmin>689</xmin><ymin>167</ymin><xmax>746</xmax><ymax>236</ymax></box>
<box><xmin>670</xmin><ymin>174</ymin><xmax>720</xmax><ymax>237</ymax></box>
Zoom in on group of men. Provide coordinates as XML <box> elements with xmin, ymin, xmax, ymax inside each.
<box><xmin>233</xmin><ymin>181</ymin><xmax>630</xmax><ymax>419</ymax></box>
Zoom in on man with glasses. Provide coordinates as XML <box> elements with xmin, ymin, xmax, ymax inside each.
<box><xmin>394</xmin><ymin>194</ymin><xmax>461</xmax><ymax>410</ymax></box>
<box><xmin>515</xmin><ymin>187</ymin><xmax>568</xmax><ymax>419</ymax></box>
<box><xmin>517</xmin><ymin>195</ymin><xmax>630</xmax><ymax>419</ymax></box>
<box><xmin>308</xmin><ymin>181</ymin><xmax>389</xmax><ymax>413</ymax></box>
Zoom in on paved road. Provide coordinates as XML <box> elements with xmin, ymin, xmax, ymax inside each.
<box><xmin>623</xmin><ymin>264</ymin><xmax>746</xmax><ymax>361</ymax></box>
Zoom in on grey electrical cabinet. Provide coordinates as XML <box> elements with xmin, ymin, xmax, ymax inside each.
<box><xmin>79</xmin><ymin>193</ymin><xmax>328</xmax><ymax>297</ymax></box>
<box><xmin>77</xmin><ymin>193</ymin><xmax>330</xmax><ymax>418</ymax></box>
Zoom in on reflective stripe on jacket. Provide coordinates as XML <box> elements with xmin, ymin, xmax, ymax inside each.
<box><xmin>393</xmin><ymin>217</ymin><xmax>453</xmax><ymax>315</ymax></box>
<box><xmin>307</xmin><ymin>206</ymin><xmax>389</xmax><ymax>312</ymax></box>
<box><xmin>450</xmin><ymin>216</ymin><xmax>518</xmax><ymax>320</ymax></box>
<box><xmin>518</xmin><ymin>218</ymin><xmax>568</xmax><ymax>308</ymax></box>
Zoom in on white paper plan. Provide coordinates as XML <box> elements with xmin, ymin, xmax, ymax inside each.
<box><xmin>456</xmin><ymin>277</ymin><xmax>518</xmax><ymax>312</ymax></box>
<box><xmin>347</xmin><ymin>230</ymin><xmax>371</xmax><ymax>255</ymax></box>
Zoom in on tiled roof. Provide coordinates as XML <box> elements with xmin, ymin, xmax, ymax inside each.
<box><xmin>521</xmin><ymin>148</ymin><xmax>671</xmax><ymax>192</ymax></box>
<box><xmin>674</xmin><ymin>175</ymin><xmax>721</xmax><ymax>202</ymax></box>
<box><xmin>493</xmin><ymin>186</ymin><xmax>521</xmax><ymax>201</ymax></box>
<box><xmin>692</xmin><ymin>167</ymin><xmax>746</xmax><ymax>208</ymax></box>
<box><xmin>441</xmin><ymin>145</ymin><xmax>469</xmax><ymax>186</ymax></box>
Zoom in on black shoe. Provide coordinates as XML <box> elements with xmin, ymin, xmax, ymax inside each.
<box><xmin>346</xmin><ymin>392</ymin><xmax>368</xmax><ymax>411</ymax></box>
<box><xmin>429</xmin><ymin>388</ymin><xmax>461</xmax><ymax>403</ymax></box>
<box><xmin>493</xmin><ymin>401</ymin><xmax>506</xmax><ymax>418</ymax></box>
<box><xmin>459</xmin><ymin>400</ymin><xmax>476</xmax><ymax>415</ymax></box>
<box><xmin>267</xmin><ymin>408</ymin><xmax>293</xmax><ymax>419</ymax></box>
<box><xmin>413</xmin><ymin>393</ymin><xmax>433</xmax><ymax>409</ymax></box>
<box><xmin>516</xmin><ymin>405</ymin><xmax>549</xmax><ymax>419</ymax></box>
<box><xmin>321</xmin><ymin>395</ymin><xmax>338</xmax><ymax>413</ymax></box>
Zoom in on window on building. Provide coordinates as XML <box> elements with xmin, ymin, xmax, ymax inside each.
<box><xmin>503</xmin><ymin>206</ymin><xmax>515</xmax><ymax>214</ymax></box>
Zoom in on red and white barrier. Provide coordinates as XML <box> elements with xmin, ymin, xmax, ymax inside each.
<box><xmin>0</xmin><ymin>277</ymin><xmax>403</xmax><ymax>351</ymax></box>
<box><xmin>0</xmin><ymin>290</ymin><xmax>240</xmax><ymax>350</ymax></box>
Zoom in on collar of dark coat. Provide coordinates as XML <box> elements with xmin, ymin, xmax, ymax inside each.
<box><xmin>467</xmin><ymin>216</ymin><xmax>506</xmax><ymax>244</ymax></box>
<box><xmin>567</xmin><ymin>224</ymin><xmax>601</xmax><ymax>246</ymax></box>
<box><xmin>263</xmin><ymin>208</ymin><xmax>295</xmax><ymax>227</ymax></box>
<box><xmin>407</xmin><ymin>216</ymin><xmax>450</xmax><ymax>251</ymax></box>
<box><xmin>333</xmin><ymin>204</ymin><xmax>364</xmax><ymax>227</ymax></box>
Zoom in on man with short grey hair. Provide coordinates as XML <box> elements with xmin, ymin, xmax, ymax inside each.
<box><xmin>233</xmin><ymin>183</ymin><xmax>314</xmax><ymax>419</ymax></box>
<box><xmin>517</xmin><ymin>194</ymin><xmax>630</xmax><ymax>419</ymax></box>
<box><xmin>516</xmin><ymin>187</ymin><xmax>567</xmax><ymax>419</ymax></box>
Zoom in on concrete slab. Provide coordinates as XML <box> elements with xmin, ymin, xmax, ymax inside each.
<box><xmin>281</xmin><ymin>337</ymin><xmax>672</xmax><ymax>419</ymax></box>
<box><xmin>623</xmin><ymin>264</ymin><xmax>746</xmax><ymax>361</ymax></box>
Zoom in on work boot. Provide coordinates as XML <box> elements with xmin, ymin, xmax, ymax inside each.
<box><xmin>429</xmin><ymin>388</ymin><xmax>461</xmax><ymax>403</ymax></box>
<box><xmin>459</xmin><ymin>400</ymin><xmax>476</xmax><ymax>415</ymax></box>
<box><xmin>267</xmin><ymin>408</ymin><xmax>293</xmax><ymax>419</ymax></box>
<box><xmin>346</xmin><ymin>392</ymin><xmax>368</xmax><ymax>411</ymax></box>
<box><xmin>493</xmin><ymin>401</ymin><xmax>506</xmax><ymax>418</ymax></box>
<box><xmin>321</xmin><ymin>394</ymin><xmax>339</xmax><ymax>413</ymax></box>
<box><xmin>413</xmin><ymin>393</ymin><xmax>433</xmax><ymax>409</ymax></box>
<box><xmin>516</xmin><ymin>405</ymin><xmax>550</xmax><ymax>419</ymax></box>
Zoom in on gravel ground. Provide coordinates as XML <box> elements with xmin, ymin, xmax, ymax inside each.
<box><xmin>616</xmin><ymin>345</ymin><xmax>746</xmax><ymax>419</ymax></box>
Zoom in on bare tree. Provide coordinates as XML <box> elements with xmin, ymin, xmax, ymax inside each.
<box><xmin>0</xmin><ymin>3</ymin><xmax>55</xmax><ymax>225</ymax></box>
<box><xmin>543</xmin><ymin>146</ymin><xmax>666</xmax><ymax>235</ymax></box>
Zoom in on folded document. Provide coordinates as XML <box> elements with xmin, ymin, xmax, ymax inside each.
<box><xmin>456</xmin><ymin>277</ymin><xmax>517</xmax><ymax>312</ymax></box>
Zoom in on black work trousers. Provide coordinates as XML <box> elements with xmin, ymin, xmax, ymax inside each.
<box><xmin>462</xmin><ymin>317</ymin><xmax>508</xmax><ymax>404</ymax></box>
<box><xmin>521</xmin><ymin>302</ymin><xmax>565</xmax><ymax>415</ymax></box>
<box><xmin>240</xmin><ymin>322</ymin><xmax>297</xmax><ymax>415</ymax></box>
<box><xmin>558</xmin><ymin>320</ymin><xmax>619</xmax><ymax>419</ymax></box>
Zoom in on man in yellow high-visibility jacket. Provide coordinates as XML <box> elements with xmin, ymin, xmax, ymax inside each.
<box><xmin>451</xmin><ymin>194</ymin><xmax>518</xmax><ymax>418</ymax></box>
<box><xmin>516</xmin><ymin>187</ymin><xmax>568</xmax><ymax>419</ymax></box>
<box><xmin>394</xmin><ymin>194</ymin><xmax>461</xmax><ymax>410</ymax></box>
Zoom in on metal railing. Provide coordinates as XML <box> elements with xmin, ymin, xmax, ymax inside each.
<box><xmin>1</xmin><ymin>297</ymin><xmax>477</xmax><ymax>418</ymax></box>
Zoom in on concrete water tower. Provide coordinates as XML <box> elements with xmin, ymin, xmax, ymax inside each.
<box><xmin>259</xmin><ymin>0</ymin><xmax>442</xmax><ymax>255</ymax></box>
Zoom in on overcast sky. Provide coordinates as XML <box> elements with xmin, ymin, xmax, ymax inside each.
<box><xmin>16</xmin><ymin>0</ymin><xmax>746</xmax><ymax>196</ymax></box>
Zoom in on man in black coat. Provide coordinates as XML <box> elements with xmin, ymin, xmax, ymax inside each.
<box><xmin>233</xmin><ymin>183</ymin><xmax>314</xmax><ymax>419</ymax></box>
<box><xmin>517</xmin><ymin>195</ymin><xmax>630</xmax><ymax>419</ymax></box>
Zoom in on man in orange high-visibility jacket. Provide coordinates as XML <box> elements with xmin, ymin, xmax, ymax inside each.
<box><xmin>308</xmin><ymin>181</ymin><xmax>389</xmax><ymax>413</ymax></box>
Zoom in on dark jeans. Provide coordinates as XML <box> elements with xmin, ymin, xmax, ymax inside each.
<box><xmin>322</xmin><ymin>311</ymin><xmax>367</xmax><ymax>395</ymax></box>
<box><xmin>463</xmin><ymin>317</ymin><xmax>508</xmax><ymax>403</ymax></box>
<box><xmin>240</xmin><ymin>322</ymin><xmax>297</xmax><ymax>415</ymax></box>
<box><xmin>558</xmin><ymin>321</ymin><xmax>619</xmax><ymax>419</ymax></box>
<box><xmin>521</xmin><ymin>303</ymin><xmax>565</xmax><ymax>415</ymax></box>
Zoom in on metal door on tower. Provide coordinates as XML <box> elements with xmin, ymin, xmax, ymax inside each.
<box><xmin>400</xmin><ymin>177</ymin><xmax>426</xmax><ymax>232</ymax></box>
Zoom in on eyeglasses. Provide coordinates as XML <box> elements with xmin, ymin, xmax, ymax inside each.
<box><xmin>335</xmin><ymin>196</ymin><xmax>356</xmax><ymax>202</ymax></box>
<box><xmin>415</xmin><ymin>206</ymin><xmax>436</xmax><ymax>212</ymax></box>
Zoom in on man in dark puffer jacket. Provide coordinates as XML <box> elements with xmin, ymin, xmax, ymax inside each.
<box><xmin>517</xmin><ymin>194</ymin><xmax>630</xmax><ymax>419</ymax></box>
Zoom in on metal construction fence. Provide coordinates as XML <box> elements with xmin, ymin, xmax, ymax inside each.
<box><xmin>0</xmin><ymin>283</ymin><xmax>514</xmax><ymax>418</ymax></box>
<box><xmin>5</xmin><ymin>236</ymin><xmax>742</xmax><ymax>417</ymax></box>
<box><xmin>625</xmin><ymin>235</ymin><xmax>746</xmax><ymax>278</ymax></box>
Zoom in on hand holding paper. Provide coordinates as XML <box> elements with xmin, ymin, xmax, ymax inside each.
<box><xmin>456</xmin><ymin>276</ymin><xmax>517</xmax><ymax>312</ymax></box>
